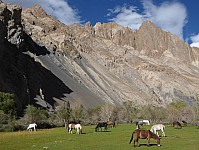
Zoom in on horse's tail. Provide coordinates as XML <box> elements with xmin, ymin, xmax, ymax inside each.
<box><xmin>129</xmin><ymin>132</ymin><xmax>134</xmax><ymax>144</ymax></box>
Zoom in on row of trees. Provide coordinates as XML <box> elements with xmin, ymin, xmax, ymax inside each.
<box><xmin>0</xmin><ymin>91</ymin><xmax>199</xmax><ymax>131</ymax></box>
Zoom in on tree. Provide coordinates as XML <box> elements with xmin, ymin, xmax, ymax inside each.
<box><xmin>0</xmin><ymin>92</ymin><xmax>16</xmax><ymax>118</ymax></box>
<box><xmin>100</xmin><ymin>103</ymin><xmax>114</xmax><ymax>121</ymax></box>
<box><xmin>56</xmin><ymin>101</ymin><xmax>72</xmax><ymax>128</ymax></box>
<box><xmin>166</xmin><ymin>101</ymin><xmax>187</xmax><ymax>122</ymax></box>
<box><xmin>72</xmin><ymin>104</ymin><xmax>86</xmax><ymax>123</ymax></box>
<box><xmin>86</xmin><ymin>106</ymin><xmax>101</xmax><ymax>123</ymax></box>
<box><xmin>0</xmin><ymin>110</ymin><xmax>7</xmax><ymax>124</ymax></box>
<box><xmin>23</xmin><ymin>105</ymin><xmax>48</xmax><ymax>124</ymax></box>
<box><xmin>122</xmin><ymin>101</ymin><xmax>137</xmax><ymax>123</ymax></box>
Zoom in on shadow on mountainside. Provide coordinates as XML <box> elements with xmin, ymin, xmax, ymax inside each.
<box><xmin>0</xmin><ymin>35</ymin><xmax>73</xmax><ymax>116</ymax></box>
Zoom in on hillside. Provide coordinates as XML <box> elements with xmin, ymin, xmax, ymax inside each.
<box><xmin>0</xmin><ymin>2</ymin><xmax>199</xmax><ymax>115</ymax></box>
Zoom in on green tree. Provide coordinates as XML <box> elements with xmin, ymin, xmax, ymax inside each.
<box><xmin>0</xmin><ymin>110</ymin><xmax>7</xmax><ymax>124</ymax></box>
<box><xmin>72</xmin><ymin>104</ymin><xmax>86</xmax><ymax>122</ymax></box>
<box><xmin>166</xmin><ymin>101</ymin><xmax>187</xmax><ymax>122</ymax></box>
<box><xmin>56</xmin><ymin>101</ymin><xmax>72</xmax><ymax>128</ymax></box>
<box><xmin>24</xmin><ymin>105</ymin><xmax>48</xmax><ymax>123</ymax></box>
<box><xmin>0</xmin><ymin>92</ymin><xmax>16</xmax><ymax>118</ymax></box>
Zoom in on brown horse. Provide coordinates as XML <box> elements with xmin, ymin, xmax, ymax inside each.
<box><xmin>68</xmin><ymin>123</ymin><xmax>82</xmax><ymax>134</ymax></box>
<box><xmin>173</xmin><ymin>121</ymin><xmax>182</xmax><ymax>129</ymax></box>
<box><xmin>129</xmin><ymin>129</ymin><xmax>161</xmax><ymax>147</ymax></box>
<box><xmin>107</xmin><ymin>120</ymin><xmax>116</xmax><ymax>128</ymax></box>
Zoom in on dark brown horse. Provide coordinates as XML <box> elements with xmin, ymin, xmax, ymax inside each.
<box><xmin>173</xmin><ymin>121</ymin><xmax>182</xmax><ymax>129</ymax></box>
<box><xmin>129</xmin><ymin>129</ymin><xmax>161</xmax><ymax>147</ymax></box>
<box><xmin>95</xmin><ymin>122</ymin><xmax>108</xmax><ymax>132</ymax></box>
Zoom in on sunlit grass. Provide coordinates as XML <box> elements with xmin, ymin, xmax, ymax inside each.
<box><xmin>0</xmin><ymin>124</ymin><xmax>198</xmax><ymax>150</ymax></box>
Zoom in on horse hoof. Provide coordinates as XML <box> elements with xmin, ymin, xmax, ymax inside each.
<box><xmin>157</xmin><ymin>144</ymin><xmax>161</xmax><ymax>147</ymax></box>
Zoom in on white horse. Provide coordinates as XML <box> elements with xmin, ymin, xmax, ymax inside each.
<box><xmin>68</xmin><ymin>123</ymin><xmax>82</xmax><ymax>134</ymax></box>
<box><xmin>150</xmin><ymin>124</ymin><xmax>165</xmax><ymax>137</ymax></box>
<box><xmin>142</xmin><ymin>120</ymin><xmax>150</xmax><ymax>125</ymax></box>
<box><xmin>136</xmin><ymin>120</ymin><xmax>150</xmax><ymax>127</ymax></box>
<box><xmin>27</xmin><ymin>123</ymin><xmax>37</xmax><ymax>131</ymax></box>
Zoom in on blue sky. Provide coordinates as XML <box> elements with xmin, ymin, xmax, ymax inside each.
<box><xmin>3</xmin><ymin>0</ymin><xmax>199</xmax><ymax>47</ymax></box>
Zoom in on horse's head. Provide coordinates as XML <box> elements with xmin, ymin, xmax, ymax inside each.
<box><xmin>150</xmin><ymin>131</ymin><xmax>161</xmax><ymax>146</ymax></box>
<box><xmin>156</xmin><ymin>138</ymin><xmax>161</xmax><ymax>146</ymax></box>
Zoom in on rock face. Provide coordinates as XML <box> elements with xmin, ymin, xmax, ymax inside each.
<box><xmin>1</xmin><ymin>2</ymin><xmax>199</xmax><ymax>115</ymax></box>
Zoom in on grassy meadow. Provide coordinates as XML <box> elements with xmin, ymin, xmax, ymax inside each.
<box><xmin>0</xmin><ymin>124</ymin><xmax>198</xmax><ymax>150</ymax></box>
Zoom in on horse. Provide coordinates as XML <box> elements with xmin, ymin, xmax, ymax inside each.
<box><xmin>136</xmin><ymin>120</ymin><xmax>150</xmax><ymax>126</ymax></box>
<box><xmin>68</xmin><ymin>123</ymin><xmax>82</xmax><ymax>134</ymax></box>
<box><xmin>150</xmin><ymin>124</ymin><xmax>165</xmax><ymax>137</ymax></box>
<box><xmin>107</xmin><ymin>120</ymin><xmax>116</xmax><ymax>128</ymax></box>
<box><xmin>27</xmin><ymin>123</ymin><xmax>37</xmax><ymax>131</ymax></box>
<box><xmin>95</xmin><ymin>122</ymin><xmax>108</xmax><ymax>132</ymax></box>
<box><xmin>129</xmin><ymin>129</ymin><xmax>161</xmax><ymax>147</ymax></box>
<box><xmin>173</xmin><ymin>121</ymin><xmax>182</xmax><ymax>129</ymax></box>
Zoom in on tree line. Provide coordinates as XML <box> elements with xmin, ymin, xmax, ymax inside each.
<box><xmin>0</xmin><ymin>91</ymin><xmax>199</xmax><ymax>132</ymax></box>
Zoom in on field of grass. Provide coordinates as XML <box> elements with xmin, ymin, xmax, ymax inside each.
<box><xmin>0</xmin><ymin>124</ymin><xmax>198</xmax><ymax>150</ymax></box>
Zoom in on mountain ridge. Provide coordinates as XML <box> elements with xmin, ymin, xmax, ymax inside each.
<box><xmin>0</xmin><ymin>2</ymin><xmax>199</xmax><ymax>115</ymax></box>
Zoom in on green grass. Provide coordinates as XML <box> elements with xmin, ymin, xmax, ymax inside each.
<box><xmin>0</xmin><ymin>124</ymin><xmax>198</xmax><ymax>150</ymax></box>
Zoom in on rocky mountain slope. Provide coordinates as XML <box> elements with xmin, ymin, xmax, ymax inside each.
<box><xmin>1</xmin><ymin>2</ymin><xmax>199</xmax><ymax>115</ymax></box>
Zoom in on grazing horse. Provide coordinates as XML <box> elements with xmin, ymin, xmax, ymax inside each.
<box><xmin>136</xmin><ymin>120</ymin><xmax>150</xmax><ymax>128</ymax></box>
<box><xmin>107</xmin><ymin>120</ymin><xmax>116</xmax><ymax>128</ymax></box>
<box><xmin>95</xmin><ymin>122</ymin><xmax>108</xmax><ymax>132</ymax></box>
<box><xmin>68</xmin><ymin>123</ymin><xmax>82</xmax><ymax>134</ymax></box>
<box><xmin>27</xmin><ymin>123</ymin><xmax>37</xmax><ymax>131</ymax></box>
<box><xmin>150</xmin><ymin>124</ymin><xmax>165</xmax><ymax>137</ymax></box>
<box><xmin>129</xmin><ymin>129</ymin><xmax>161</xmax><ymax>147</ymax></box>
<box><xmin>173</xmin><ymin>121</ymin><xmax>182</xmax><ymax>129</ymax></box>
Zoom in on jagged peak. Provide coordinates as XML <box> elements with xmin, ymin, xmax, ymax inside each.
<box><xmin>24</xmin><ymin>4</ymin><xmax>48</xmax><ymax>18</ymax></box>
<box><xmin>139</xmin><ymin>20</ymin><xmax>161</xmax><ymax>31</ymax></box>
<box><xmin>94</xmin><ymin>22</ymin><xmax>121</xmax><ymax>28</ymax></box>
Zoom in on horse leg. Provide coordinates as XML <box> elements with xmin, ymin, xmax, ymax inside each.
<box><xmin>156</xmin><ymin>131</ymin><xmax>159</xmax><ymax>137</ymax></box>
<box><xmin>105</xmin><ymin>126</ymin><xmax>107</xmax><ymax>131</ymax></box>
<box><xmin>136</xmin><ymin>139</ymin><xmax>139</xmax><ymax>147</ymax></box>
<box><xmin>76</xmin><ymin>128</ymin><xmax>79</xmax><ymax>134</ymax></box>
<box><xmin>69</xmin><ymin>128</ymin><xmax>72</xmax><ymax>134</ymax></box>
<box><xmin>147</xmin><ymin>138</ymin><xmax>151</xmax><ymax>146</ymax></box>
<box><xmin>134</xmin><ymin>139</ymin><xmax>138</xmax><ymax>147</ymax></box>
<box><xmin>162</xmin><ymin>129</ymin><xmax>165</xmax><ymax>137</ymax></box>
<box><xmin>154</xmin><ymin>130</ymin><xmax>157</xmax><ymax>136</ymax></box>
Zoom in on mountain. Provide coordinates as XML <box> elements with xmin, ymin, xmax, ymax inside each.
<box><xmin>0</xmin><ymin>2</ymin><xmax>199</xmax><ymax>115</ymax></box>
